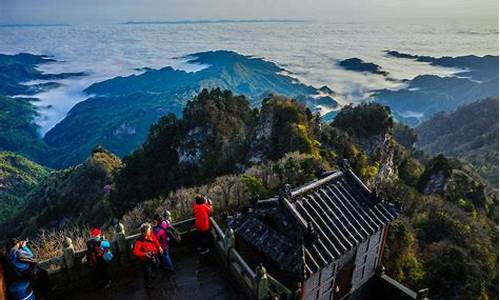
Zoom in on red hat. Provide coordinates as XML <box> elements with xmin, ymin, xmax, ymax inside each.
<box><xmin>90</xmin><ymin>228</ymin><xmax>101</xmax><ymax>238</ymax></box>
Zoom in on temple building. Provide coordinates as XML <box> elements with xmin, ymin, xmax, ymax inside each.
<box><xmin>229</xmin><ymin>164</ymin><xmax>427</xmax><ymax>300</ymax></box>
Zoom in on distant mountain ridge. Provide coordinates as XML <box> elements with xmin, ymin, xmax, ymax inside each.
<box><xmin>416</xmin><ymin>97</ymin><xmax>499</xmax><ymax>186</ymax></box>
<box><xmin>374</xmin><ymin>51</ymin><xmax>499</xmax><ymax>125</ymax></box>
<box><xmin>44</xmin><ymin>50</ymin><xmax>337</xmax><ymax>168</ymax></box>
<box><xmin>123</xmin><ymin>19</ymin><xmax>308</xmax><ymax>25</ymax></box>
<box><xmin>0</xmin><ymin>53</ymin><xmax>85</xmax><ymax>96</ymax></box>
<box><xmin>385</xmin><ymin>50</ymin><xmax>498</xmax><ymax>81</ymax></box>
<box><xmin>84</xmin><ymin>50</ymin><xmax>322</xmax><ymax>104</ymax></box>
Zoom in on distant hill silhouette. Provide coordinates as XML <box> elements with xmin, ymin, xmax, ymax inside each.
<box><xmin>416</xmin><ymin>98</ymin><xmax>499</xmax><ymax>186</ymax></box>
<box><xmin>374</xmin><ymin>51</ymin><xmax>499</xmax><ymax>125</ymax></box>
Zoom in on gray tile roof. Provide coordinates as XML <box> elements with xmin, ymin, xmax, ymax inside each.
<box><xmin>230</xmin><ymin>168</ymin><xmax>399</xmax><ymax>277</ymax></box>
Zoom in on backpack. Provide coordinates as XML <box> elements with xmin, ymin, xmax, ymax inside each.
<box><xmin>100</xmin><ymin>240</ymin><xmax>113</xmax><ymax>263</ymax></box>
<box><xmin>86</xmin><ymin>238</ymin><xmax>113</xmax><ymax>265</ymax></box>
<box><xmin>154</xmin><ymin>223</ymin><xmax>181</xmax><ymax>245</ymax></box>
<box><xmin>86</xmin><ymin>239</ymin><xmax>101</xmax><ymax>266</ymax></box>
<box><xmin>166</xmin><ymin>227</ymin><xmax>181</xmax><ymax>244</ymax></box>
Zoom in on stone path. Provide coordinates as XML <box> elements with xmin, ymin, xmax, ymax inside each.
<box><xmin>59</xmin><ymin>248</ymin><xmax>246</xmax><ymax>300</ymax></box>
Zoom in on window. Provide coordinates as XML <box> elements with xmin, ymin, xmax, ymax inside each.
<box><xmin>361</xmin><ymin>266</ymin><xmax>366</xmax><ymax>279</ymax></box>
<box><xmin>365</xmin><ymin>238</ymin><xmax>370</xmax><ymax>252</ymax></box>
<box><xmin>363</xmin><ymin>255</ymin><xmax>368</xmax><ymax>264</ymax></box>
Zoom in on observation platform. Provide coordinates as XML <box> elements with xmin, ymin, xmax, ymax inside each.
<box><xmin>58</xmin><ymin>246</ymin><xmax>245</xmax><ymax>300</ymax></box>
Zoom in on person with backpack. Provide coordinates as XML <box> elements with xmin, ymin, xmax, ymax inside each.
<box><xmin>152</xmin><ymin>214</ymin><xmax>176</xmax><ymax>271</ymax></box>
<box><xmin>85</xmin><ymin>227</ymin><xmax>112</xmax><ymax>288</ymax></box>
<box><xmin>6</xmin><ymin>238</ymin><xmax>53</xmax><ymax>299</ymax></box>
<box><xmin>132</xmin><ymin>223</ymin><xmax>163</xmax><ymax>288</ymax></box>
<box><xmin>192</xmin><ymin>194</ymin><xmax>213</xmax><ymax>254</ymax></box>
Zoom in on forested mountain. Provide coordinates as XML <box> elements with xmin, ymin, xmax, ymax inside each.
<box><xmin>416</xmin><ymin>98</ymin><xmax>499</xmax><ymax>186</ymax></box>
<box><xmin>43</xmin><ymin>50</ymin><xmax>337</xmax><ymax>168</ymax></box>
<box><xmin>0</xmin><ymin>47</ymin><xmax>497</xmax><ymax>299</ymax></box>
<box><xmin>2</xmin><ymin>89</ymin><xmax>495</xmax><ymax>299</ymax></box>
<box><xmin>0</xmin><ymin>54</ymin><xmax>85</xmax><ymax>162</ymax></box>
<box><xmin>0</xmin><ymin>147</ymin><xmax>121</xmax><ymax>238</ymax></box>
<box><xmin>0</xmin><ymin>96</ymin><xmax>48</xmax><ymax>162</ymax></box>
<box><xmin>111</xmin><ymin>89</ymin><xmax>325</xmax><ymax>215</ymax></box>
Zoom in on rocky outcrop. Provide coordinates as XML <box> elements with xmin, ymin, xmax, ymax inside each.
<box><xmin>356</xmin><ymin>133</ymin><xmax>399</xmax><ymax>187</ymax></box>
<box><xmin>418</xmin><ymin>155</ymin><xmax>496</xmax><ymax>212</ymax></box>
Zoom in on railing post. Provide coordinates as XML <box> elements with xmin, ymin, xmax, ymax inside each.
<box><xmin>116</xmin><ymin>222</ymin><xmax>127</xmax><ymax>264</ymax></box>
<box><xmin>63</xmin><ymin>237</ymin><xmax>75</xmax><ymax>270</ymax></box>
<box><xmin>224</xmin><ymin>228</ymin><xmax>234</xmax><ymax>254</ymax></box>
<box><xmin>256</xmin><ymin>264</ymin><xmax>270</xmax><ymax>300</ymax></box>
<box><xmin>416</xmin><ymin>288</ymin><xmax>429</xmax><ymax>300</ymax></box>
<box><xmin>165</xmin><ymin>210</ymin><xmax>172</xmax><ymax>223</ymax></box>
<box><xmin>224</xmin><ymin>228</ymin><xmax>234</xmax><ymax>267</ymax></box>
<box><xmin>376</xmin><ymin>264</ymin><xmax>386</xmax><ymax>276</ymax></box>
<box><xmin>293</xmin><ymin>282</ymin><xmax>302</xmax><ymax>300</ymax></box>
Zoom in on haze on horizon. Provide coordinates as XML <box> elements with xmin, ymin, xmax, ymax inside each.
<box><xmin>1</xmin><ymin>0</ymin><xmax>498</xmax><ymax>24</ymax></box>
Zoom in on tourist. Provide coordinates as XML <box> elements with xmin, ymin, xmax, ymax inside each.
<box><xmin>85</xmin><ymin>227</ymin><xmax>112</xmax><ymax>288</ymax></box>
<box><xmin>152</xmin><ymin>214</ymin><xmax>175</xmax><ymax>271</ymax></box>
<box><xmin>193</xmin><ymin>194</ymin><xmax>213</xmax><ymax>254</ymax></box>
<box><xmin>132</xmin><ymin>223</ymin><xmax>163</xmax><ymax>288</ymax></box>
<box><xmin>6</xmin><ymin>238</ymin><xmax>53</xmax><ymax>299</ymax></box>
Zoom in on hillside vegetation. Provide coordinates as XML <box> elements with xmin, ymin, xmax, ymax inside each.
<box><xmin>0</xmin><ymin>147</ymin><xmax>122</xmax><ymax>238</ymax></box>
<box><xmin>416</xmin><ymin>98</ymin><xmax>499</xmax><ymax>186</ymax></box>
<box><xmin>0</xmin><ymin>152</ymin><xmax>49</xmax><ymax>225</ymax></box>
<box><xmin>0</xmin><ymin>96</ymin><xmax>49</xmax><ymax>161</ymax></box>
<box><xmin>111</xmin><ymin>89</ymin><xmax>325</xmax><ymax>215</ymax></box>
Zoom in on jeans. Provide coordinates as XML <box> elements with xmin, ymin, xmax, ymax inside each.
<box><xmin>161</xmin><ymin>250</ymin><xmax>174</xmax><ymax>271</ymax></box>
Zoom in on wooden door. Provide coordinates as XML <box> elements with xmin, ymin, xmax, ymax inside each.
<box><xmin>333</xmin><ymin>259</ymin><xmax>354</xmax><ymax>300</ymax></box>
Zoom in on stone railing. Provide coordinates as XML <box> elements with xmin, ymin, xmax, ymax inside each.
<box><xmin>0</xmin><ymin>217</ymin><xmax>297</xmax><ymax>300</ymax></box>
<box><xmin>209</xmin><ymin>217</ymin><xmax>299</xmax><ymax>300</ymax></box>
<box><xmin>35</xmin><ymin>218</ymin><xmax>197</xmax><ymax>293</ymax></box>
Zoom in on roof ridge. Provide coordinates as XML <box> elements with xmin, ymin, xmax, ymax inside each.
<box><xmin>290</xmin><ymin>170</ymin><xmax>343</xmax><ymax>197</ymax></box>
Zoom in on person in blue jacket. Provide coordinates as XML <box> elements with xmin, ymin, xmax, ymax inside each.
<box><xmin>7</xmin><ymin>238</ymin><xmax>52</xmax><ymax>299</ymax></box>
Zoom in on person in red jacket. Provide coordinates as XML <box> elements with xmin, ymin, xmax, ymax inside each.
<box><xmin>193</xmin><ymin>194</ymin><xmax>213</xmax><ymax>254</ymax></box>
<box><xmin>133</xmin><ymin>223</ymin><xmax>163</xmax><ymax>288</ymax></box>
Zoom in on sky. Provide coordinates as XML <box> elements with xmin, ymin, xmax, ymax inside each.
<box><xmin>1</xmin><ymin>0</ymin><xmax>498</xmax><ymax>24</ymax></box>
